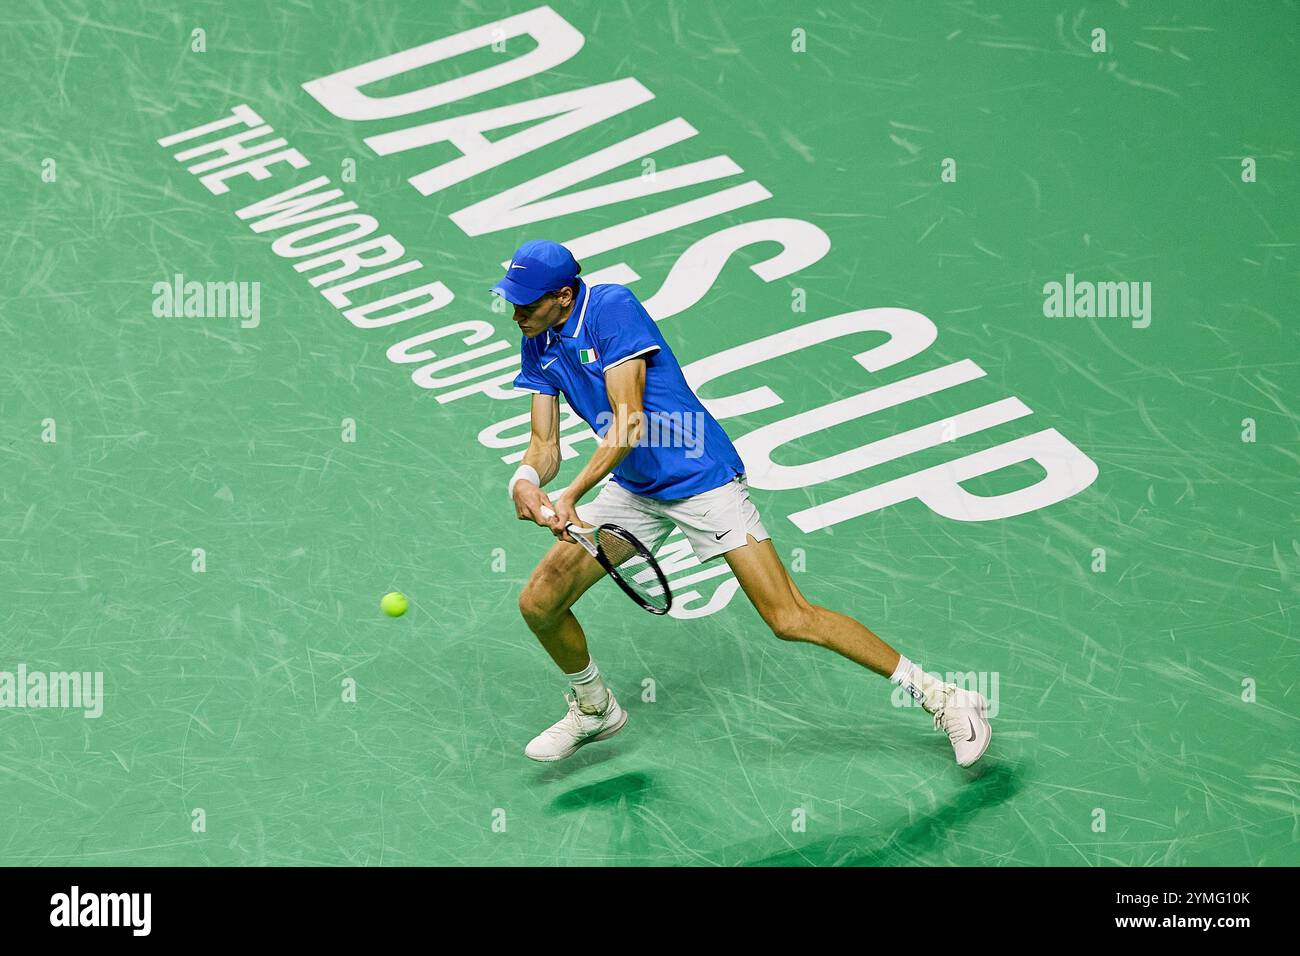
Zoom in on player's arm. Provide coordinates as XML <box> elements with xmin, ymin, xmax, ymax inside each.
<box><xmin>510</xmin><ymin>392</ymin><xmax>562</xmax><ymax>524</ymax></box>
<box><xmin>549</xmin><ymin>359</ymin><xmax>647</xmax><ymax>535</ymax></box>
<box><xmin>522</xmin><ymin>391</ymin><xmax>562</xmax><ymax>486</ymax></box>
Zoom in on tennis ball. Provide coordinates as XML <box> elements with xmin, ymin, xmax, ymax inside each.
<box><xmin>380</xmin><ymin>591</ymin><xmax>408</xmax><ymax>617</ymax></box>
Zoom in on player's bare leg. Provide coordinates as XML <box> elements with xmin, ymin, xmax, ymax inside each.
<box><xmin>723</xmin><ymin>535</ymin><xmax>901</xmax><ymax>675</ymax></box>
<box><xmin>518</xmin><ymin>539</ymin><xmax>606</xmax><ymax>673</ymax></box>
<box><xmin>517</xmin><ymin>540</ymin><xmax>627</xmax><ymax>761</ymax></box>
<box><xmin>724</xmin><ymin>535</ymin><xmax>991</xmax><ymax>766</ymax></box>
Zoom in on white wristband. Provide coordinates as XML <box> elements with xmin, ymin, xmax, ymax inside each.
<box><xmin>508</xmin><ymin>464</ymin><xmax>541</xmax><ymax>500</ymax></box>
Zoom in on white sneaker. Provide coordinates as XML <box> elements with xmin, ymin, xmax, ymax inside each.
<box><xmin>928</xmin><ymin>684</ymin><xmax>992</xmax><ymax>767</ymax></box>
<box><xmin>524</xmin><ymin>691</ymin><xmax>627</xmax><ymax>762</ymax></box>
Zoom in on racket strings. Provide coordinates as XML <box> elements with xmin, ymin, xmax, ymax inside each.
<box><xmin>596</xmin><ymin>527</ymin><xmax>670</xmax><ymax>611</ymax></box>
<box><xmin>595</xmin><ymin>527</ymin><xmax>639</xmax><ymax>568</ymax></box>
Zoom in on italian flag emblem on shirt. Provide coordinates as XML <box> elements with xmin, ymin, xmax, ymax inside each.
<box><xmin>579</xmin><ymin>347</ymin><xmax>598</xmax><ymax>365</ymax></box>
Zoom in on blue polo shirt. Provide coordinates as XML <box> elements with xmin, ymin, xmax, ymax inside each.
<box><xmin>513</xmin><ymin>281</ymin><xmax>745</xmax><ymax>501</ymax></box>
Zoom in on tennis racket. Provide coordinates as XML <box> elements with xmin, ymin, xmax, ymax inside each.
<box><xmin>539</xmin><ymin>506</ymin><xmax>672</xmax><ymax>615</ymax></box>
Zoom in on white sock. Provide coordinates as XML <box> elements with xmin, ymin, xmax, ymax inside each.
<box><xmin>565</xmin><ymin>659</ymin><xmax>609</xmax><ymax>715</ymax></box>
<box><xmin>890</xmin><ymin>655</ymin><xmax>947</xmax><ymax>713</ymax></box>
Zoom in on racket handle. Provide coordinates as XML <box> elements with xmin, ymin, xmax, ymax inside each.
<box><xmin>537</xmin><ymin>506</ymin><xmax>595</xmax><ymax>535</ymax></box>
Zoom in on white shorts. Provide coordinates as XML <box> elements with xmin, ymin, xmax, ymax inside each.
<box><xmin>576</xmin><ymin>475</ymin><xmax>770</xmax><ymax>563</ymax></box>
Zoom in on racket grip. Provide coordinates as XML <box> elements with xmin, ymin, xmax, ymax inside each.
<box><xmin>538</xmin><ymin>506</ymin><xmax>595</xmax><ymax>535</ymax></box>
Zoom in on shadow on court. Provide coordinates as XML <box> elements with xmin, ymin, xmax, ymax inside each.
<box><xmin>545</xmin><ymin>772</ymin><xmax>658</xmax><ymax>861</ymax></box>
<box><xmin>730</xmin><ymin>761</ymin><xmax>1024</xmax><ymax>866</ymax></box>
<box><xmin>536</xmin><ymin>760</ymin><xmax>1022</xmax><ymax>866</ymax></box>
<box><xmin>547</xmin><ymin>772</ymin><xmax>656</xmax><ymax>811</ymax></box>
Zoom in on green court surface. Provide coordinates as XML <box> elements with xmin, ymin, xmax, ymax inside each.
<box><xmin>2</xmin><ymin>1</ymin><xmax>1297</xmax><ymax>866</ymax></box>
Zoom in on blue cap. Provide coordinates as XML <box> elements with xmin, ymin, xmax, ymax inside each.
<box><xmin>490</xmin><ymin>239</ymin><xmax>581</xmax><ymax>305</ymax></box>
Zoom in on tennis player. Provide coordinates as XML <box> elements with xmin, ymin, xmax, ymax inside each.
<box><xmin>496</xmin><ymin>240</ymin><xmax>992</xmax><ymax>767</ymax></box>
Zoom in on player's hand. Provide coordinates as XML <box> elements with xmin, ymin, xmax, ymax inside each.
<box><xmin>548</xmin><ymin>494</ymin><xmax>582</xmax><ymax>544</ymax></box>
<box><xmin>512</xmin><ymin>481</ymin><xmax>555</xmax><ymax>527</ymax></box>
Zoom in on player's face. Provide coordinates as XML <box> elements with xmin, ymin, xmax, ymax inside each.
<box><xmin>512</xmin><ymin>287</ymin><xmax>574</xmax><ymax>338</ymax></box>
